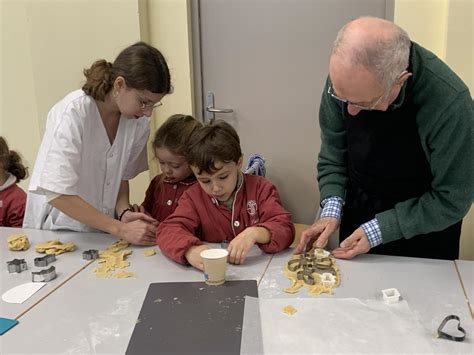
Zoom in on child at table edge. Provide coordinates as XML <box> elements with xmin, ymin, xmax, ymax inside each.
<box><xmin>156</xmin><ymin>120</ymin><xmax>295</xmax><ymax>270</ymax></box>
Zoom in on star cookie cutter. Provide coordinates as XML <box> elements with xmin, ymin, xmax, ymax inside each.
<box><xmin>7</xmin><ymin>259</ymin><xmax>27</xmax><ymax>273</ymax></box>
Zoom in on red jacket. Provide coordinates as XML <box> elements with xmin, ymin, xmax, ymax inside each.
<box><xmin>156</xmin><ymin>174</ymin><xmax>295</xmax><ymax>264</ymax></box>
<box><xmin>142</xmin><ymin>174</ymin><xmax>197</xmax><ymax>222</ymax></box>
<box><xmin>0</xmin><ymin>183</ymin><xmax>26</xmax><ymax>227</ymax></box>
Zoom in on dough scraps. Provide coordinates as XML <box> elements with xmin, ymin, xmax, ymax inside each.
<box><xmin>143</xmin><ymin>249</ymin><xmax>156</xmax><ymax>257</ymax></box>
<box><xmin>35</xmin><ymin>240</ymin><xmax>75</xmax><ymax>255</ymax></box>
<box><xmin>282</xmin><ymin>305</ymin><xmax>297</xmax><ymax>316</ymax></box>
<box><xmin>7</xmin><ymin>234</ymin><xmax>30</xmax><ymax>251</ymax></box>
<box><xmin>94</xmin><ymin>239</ymin><xmax>133</xmax><ymax>278</ymax></box>
<box><xmin>115</xmin><ymin>271</ymin><xmax>136</xmax><ymax>279</ymax></box>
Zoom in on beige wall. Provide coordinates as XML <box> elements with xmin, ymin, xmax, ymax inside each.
<box><xmin>0</xmin><ymin>0</ymin><xmax>146</xmax><ymax>201</ymax></box>
<box><xmin>395</xmin><ymin>0</ymin><xmax>473</xmax><ymax>260</ymax></box>
<box><xmin>135</xmin><ymin>0</ymin><xmax>194</xmax><ymax>183</ymax></box>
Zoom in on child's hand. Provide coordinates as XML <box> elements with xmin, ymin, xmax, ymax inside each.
<box><xmin>228</xmin><ymin>227</ymin><xmax>270</xmax><ymax>265</ymax></box>
<box><xmin>122</xmin><ymin>211</ymin><xmax>159</xmax><ymax>226</ymax></box>
<box><xmin>185</xmin><ymin>245</ymin><xmax>210</xmax><ymax>271</ymax></box>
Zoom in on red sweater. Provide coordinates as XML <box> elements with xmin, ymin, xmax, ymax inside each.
<box><xmin>156</xmin><ymin>174</ymin><xmax>295</xmax><ymax>264</ymax></box>
<box><xmin>142</xmin><ymin>174</ymin><xmax>197</xmax><ymax>222</ymax></box>
<box><xmin>0</xmin><ymin>184</ymin><xmax>26</xmax><ymax>227</ymax></box>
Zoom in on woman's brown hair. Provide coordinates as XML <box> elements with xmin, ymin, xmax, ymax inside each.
<box><xmin>0</xmin><ymin>137</ymin><xmax>28</xmax><ymax>182</ymax></box>
<box><xmin>82</xmin><ymin>42</ymin><xmax>171</xmax><ymax>101</ymax></box>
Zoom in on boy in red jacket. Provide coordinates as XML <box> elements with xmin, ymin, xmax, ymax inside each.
<box><xmin>156</xmin><ymin>120</ymin><xmax>295</xmax><ymax>270</ymax></box>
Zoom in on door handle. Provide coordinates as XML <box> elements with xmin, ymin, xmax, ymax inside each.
<box><xmin>205</xmin><ymin>91</ymin><xmax>233</xmax><ymax>124</ymax></box>
<box><xmin>206</xmin><ymin>107</ymin><xmax>233</xmax><ymax>113</ymax></box>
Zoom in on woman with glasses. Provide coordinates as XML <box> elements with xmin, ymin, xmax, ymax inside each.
<box><xmin>295</xmin><ymin>16</ymin><xmax>472</xmax><ymax>260</ymax></box>
<box><xmin>24</xmin><ymin>42</ymin><xmax>171</xmax><ymax>245</ymax></box>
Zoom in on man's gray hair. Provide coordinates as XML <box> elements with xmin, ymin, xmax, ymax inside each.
<box><xmin>332</xmin><ymin>17</ymin><xmax>411</xmax><ymax>92</ymax></box>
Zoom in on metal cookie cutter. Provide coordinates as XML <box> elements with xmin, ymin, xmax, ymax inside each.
<box><xmin>437</xmin><ymin>315</ymin><xmax>466</xmax><ymax>342</ymax></box>
<box><xmin>32</xmin><ymin>266</ymin><xmax>57</xmax><ymax>282</ymax></box>
<box><xmin>289</xmin><ymin>254</ymin><xmax>318</xmax><ymax>285</ymax></box>
<box><xmin>7</xmin><ymin>259</ymin><xmax>27</xmax><ymax>273</ymax></box>
<box><xmin>297</xmin><ymin>269</ymin><xmax>316</xmax><ymax>285</ymax></box>
<box><xmin>82</xmin><ymin>249</ymin><xmax>99</xmax><ymax>260</ymax></box>
<box><xmin>34</xmin><ymin>254</ymin><xmax>56</xmax><ymax>267</ymax></box>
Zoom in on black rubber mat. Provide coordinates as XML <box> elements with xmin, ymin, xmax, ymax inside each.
<box><xmin>126</xmin><ymin>280</ymin><xmax>258</xmax><ymax>355</ymax></box>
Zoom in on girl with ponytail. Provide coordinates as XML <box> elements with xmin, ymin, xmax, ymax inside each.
<box><xmin>24</xmin><ymin>42</ymin><xmax>171</xmax><ymax>245</ymax></box>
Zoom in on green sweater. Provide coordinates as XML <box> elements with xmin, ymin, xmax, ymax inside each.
<box><xmin>318</xmin><ymin>42</ymin><xmax>473</xmax><ymax>244</ymax></box>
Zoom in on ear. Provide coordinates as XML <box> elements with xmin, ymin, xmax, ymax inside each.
<box><xmin>113</xmin><ymin>76</ymin><xmax>126</xmax><ymax>91</ymax></box>
<box><xmin>398</xmin><ymin>71</ymin><xmax>412</xmax><ymax>85</ymax></box>
<box><xmin>237</xmin><ymin>156</ymin><xmax>243</xmax><ymax>170</ymax></box>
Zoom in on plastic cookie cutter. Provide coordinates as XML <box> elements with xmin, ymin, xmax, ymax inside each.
<box><xmin>34</xmin><ymin>254</ymin><xmax>56</xmax><ymax>267</ymax></box>
<box><xmin>82</xmin><ymin>249</ymin><xmax>99</xmax><ymax>260</ymax></box>
<box><xmin>382</xmin><ymin>288</ymin><xmax>401</xmax><ymax>303</ymax></box>
<box><xmin>321</xmin><ymin>273</ymin><xmax>336</xmax><ymax>287</ymax></box>
<box><xmin>32</xmin><ymin>266</ymin><xmax>57</xmax><ymax>282</ymax></box>
<box><xmin>314</xmin><ymin>248</ymin><xmax>330</xmax><ymax>260</ymax></box>
<box><xmin>437</xmin><ymin>315</ymin><xmax>466</xmax><ymax>342</ymax></box>
<box><xmin>7</xmin><ymin>259</ymin><xmax>27</xmax><ymax>273</ymax></box>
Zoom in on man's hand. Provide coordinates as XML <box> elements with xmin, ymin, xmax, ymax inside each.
<box><xmin>294</xmin><ymin>217</ymin><xmax>339</xmax><ymax>254</ymax></box>
<box><xmin>331</xmin><ymin>227</ymin><xmax>370</xmax><ymax>259</ymax></box>
<box><xmin>228</xmin><ymin>227</ymin><xmax>268</xmax><ymax>265</ymax></box>
<box><xmin>117</xmin><ymin>220</ymin><xmax>157</xmax><ymax>245</ymax></box>
<box><xmin>185</xmin><ymin>245</ymin><xmax>210</xmax><ymax>271</ymax></box>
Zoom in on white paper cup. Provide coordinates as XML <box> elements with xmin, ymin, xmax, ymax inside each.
<box><xmin>200</xmin><ymin>248</ymin><xmax>229</xmax><ymax>285</ymax></box>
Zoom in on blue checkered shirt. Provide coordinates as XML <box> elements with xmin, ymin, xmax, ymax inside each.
<box><xmin>321</xmin><ymin>196</ymin><xmax>382</xmax><ymax>248</ymax></box>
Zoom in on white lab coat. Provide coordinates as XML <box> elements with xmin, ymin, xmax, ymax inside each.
<box><xmin>23</xmin><ymin>89</ymin><xmax>149</xmax><ymax>232</ymax></box>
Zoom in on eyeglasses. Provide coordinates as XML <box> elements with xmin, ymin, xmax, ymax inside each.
<box><xmin>327</xmin><ymin>81</ymin><xmax>385</xmax><ymax>111</ymax></box>
<box><xmin>137</xmin><ymin>94</ymin><xmax>163</xmax><ymax>110</ymax></box>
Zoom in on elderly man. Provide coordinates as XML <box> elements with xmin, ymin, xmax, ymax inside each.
<box><xmin>295</xmin><ymin>16</ymin><xmax>472</xmax><ymax>260</ymax></box>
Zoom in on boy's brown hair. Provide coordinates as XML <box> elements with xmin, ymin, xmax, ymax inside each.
<box><xmin>186</xmin><ymin>120</ymin><xmax>242</xmax><ymax>174</ymax></box>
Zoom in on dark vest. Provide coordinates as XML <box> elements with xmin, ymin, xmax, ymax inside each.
<box><xmin>339</xmin><ymin>81</ymin><xmax>461</xmax><ymax>260</ymax></box>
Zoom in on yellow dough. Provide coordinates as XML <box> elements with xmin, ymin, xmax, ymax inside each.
<box><xmin>35</xmin><ymin>239</ymin><xmax>75</xmax><ymax>255</ymax></box>
<box><xmin>143</xmin><ymin>249</ymin><xmax>156</xmax><ymax>257</ymax></box>
<box><xmin>7</xmin><ymin>234</ymin><xmax>30</xmax><ymax>251</ymax></box>
<box><xmin>282</xmin><ymin>305</ymin><xmax>297</xmax><ymax>315</ymax></box>
<box><xmin>283</xmin><ymin>248</ymin><xmax>341</xmax><ymax>296</ymax></box>
<box><xmin>94</xmin><ymin>239</ymin><xmax>133</xmax><ymax>278</ymax></box>
<box><xmin>115</xmin><ymin>271</ymin><xmax>136</xmax><ymax>279</ymax></box>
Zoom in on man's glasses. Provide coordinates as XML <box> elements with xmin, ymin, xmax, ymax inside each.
<box><xmin>327</xmin><ymin>81</ymin><xmax>385</xmax><ymax>111</ymax></box>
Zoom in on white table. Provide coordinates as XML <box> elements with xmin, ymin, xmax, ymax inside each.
<box><xmin>456</xmin><ymin>259</ymin><xmax>474</xmax><ymax>317</ymax></box>
<box><xmin>2</xmin><ymin>227</ymin><xmax>472</xmax><ymax>354</ymax></box>
<box><xmin>258</xmin><ymin>250</ymin><xmax>473</xmax><ymax>354</ymax></box>
<box><xmin>0</xmin><ymin>227</ymin><xmax>110</xmax><ymax>320</ymax></box>
<box><xmin>0</xmin><ymin>228</ymin><xmax>272</xmax><ymax>354</ymax></box>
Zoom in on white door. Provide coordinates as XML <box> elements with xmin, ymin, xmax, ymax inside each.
<box><xmin>192</xmin><ymin>0</ymin><xmax>392</xmax><ymax>224</ymax></box>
